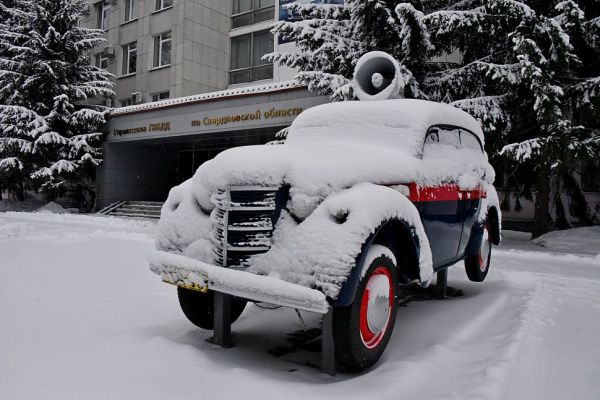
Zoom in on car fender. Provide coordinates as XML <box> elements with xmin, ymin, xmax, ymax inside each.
<box><xmin>334</xmin><ymin>217</ymin><xmax>428</xmax><ymax>307</ymax></box>
<box><xmin>479</xmin><ymin>183</ymin><xmax>502</xmax><ymax>245</ymax></box>
<box><xmin>251</xmin><ymin>182</ymin><xmax>434</xmax><ymax>303</ymax></box>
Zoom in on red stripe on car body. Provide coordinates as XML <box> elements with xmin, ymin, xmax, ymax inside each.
<box><xmin>389</xmin><ymin>182</ymin><xmax>486</xmax><ymax>202</ymax></box>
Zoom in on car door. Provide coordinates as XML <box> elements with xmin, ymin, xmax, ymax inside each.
<box><xmin>454</xmin><ymin>129</ymin><xmax>486</xmax><ymax>256</ymax></box>
<box><xmin>420</xmin><ymin>126</ymin><xmax>466</xmax><ymax>269</ymax></box>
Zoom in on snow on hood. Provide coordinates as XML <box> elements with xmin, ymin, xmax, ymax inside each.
<box><xmin>193</xmin><ymin>146</ymin><xmax>493</xmax><ymax>221</ymax></box>
<box><xmin>190</xmin><ymin>99</ymin><xmax>491</xmax><ymax>219</ymax></box>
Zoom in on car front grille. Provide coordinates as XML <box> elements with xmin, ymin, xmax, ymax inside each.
<box><xmin>211</xmin><ymin>186</ymin><xmax>280</xmax><ymax>269</ymax></box>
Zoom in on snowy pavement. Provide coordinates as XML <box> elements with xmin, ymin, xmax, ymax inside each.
<box><xmin>1</xmin><ymin>212</ymin><xmax>599</xmax><ymax>400</ymax></box>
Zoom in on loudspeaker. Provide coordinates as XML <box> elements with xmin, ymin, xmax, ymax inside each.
<box><xmin>353</xmin><ymin>51</ymin><xmax>403</xmax><ymax>101</ymax></box>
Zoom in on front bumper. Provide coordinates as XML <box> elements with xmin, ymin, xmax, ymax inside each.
<box><xmin>147</xmin><ymin>251</ymin><xmax>329</xmax><ymax>314</ymax></box>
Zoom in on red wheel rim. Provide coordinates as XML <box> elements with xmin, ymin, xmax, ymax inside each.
<box><xmin>359</xmin><ymin>266</ymin><xmax>393</xmax><ymax>349</ymax></box>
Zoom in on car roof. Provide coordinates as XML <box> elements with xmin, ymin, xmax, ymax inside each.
<box><xmin>286</xmin><ymin>99</ymin><xmax>485</xmax><ymax>155</ymax></box>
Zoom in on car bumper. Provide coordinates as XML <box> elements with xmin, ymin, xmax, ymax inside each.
<box><xmin>147</xmin><ymin>251</ymin><xmax>329</xmax><ymax>314</ymax></box>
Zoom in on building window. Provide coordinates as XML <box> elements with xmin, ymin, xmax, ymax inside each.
<box><xmin>120</xmin><ymin>98</ymin><xmax>133</xmax><ymax>107</ymax></box>
<box><xmin>153</xmin><ymin>32</ymin><xmax>172</xmax><ymax>68</ymax></box>
<box><xmin>232</xmin><ymin>0</ymin><xmax>275</xmax><ymax>29</ymax></box>
<box><xmin>94</xmin><ymin>52</ymin><xmax>109</xmax><ymax>69</ymax></box>
<box><xmin>96</xmin><ymin>3</ymin><xmax>110</xmax><ymax>30</ymax></box>
<box><xmin>122</xmin><ymin>42</ymin><xmax>137</xmax><ymax>75</ymax></box>
<box><xmin>230</xmin><ymin>30</ymin><xmax>273</xmax><ymax>84</ymax></box>
<box><xmin>155</xmin><ymin>0</ymin><xmax>173</xmax><ymax>12</ymax></box>
<box><xmin>124</xmin><ymin>0</ymin><xmax>137</xmax><ymax>22</ymax></box>
<box><xmin>151</xmin><ymin>91</ymin><xmax>170</xmax><ymax>102</ymax></box>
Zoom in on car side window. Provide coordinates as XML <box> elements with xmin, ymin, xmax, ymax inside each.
<box><xmin>423</xmin><ymin>125</ymin><xmax>482</xmax><ymax>158</ymax></box>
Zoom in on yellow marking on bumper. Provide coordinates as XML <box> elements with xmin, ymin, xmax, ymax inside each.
<box><xmin>162</xmin><ymin>279</ymin><xmax>208</xmax><ymax>293</ymax></box>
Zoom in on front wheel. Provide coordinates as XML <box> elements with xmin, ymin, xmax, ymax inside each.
<box><xmin>465</xmin><ymin>223</ymin><xmax>492</xmax><ymax>282</ymax></box>
<box><xmin>177</xmin><ymin>288</ymin><xmax>247</xmax><ymax>330</ymax></box>
<box><xmin>333</xmin><ymin>249</ymin><xmax>398</xmax><ymax>371</ymax></box>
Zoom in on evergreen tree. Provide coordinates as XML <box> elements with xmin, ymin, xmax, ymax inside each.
<box><xmin>0</xmin><ymin>0</ymin><xmax>114</xmax><ymax>206</ymax></box>
<box><xmin>267</xmin><ymin>0</ymin><xmax>433</xmax><ymax>100</ymax></box>
<box><xmin>0</xmin><ymin>1</ymin><xmax>32</xmax><ymax>198</ymax></box>
<box><xmin>270</xmin><ymin>0</ymin><xmax>600</xmax><ymax>237</ymax></box>
<box><xmin>420</xmin><ymin>0</ymin><xmax>600</xmax><ymax>237</ymax></box>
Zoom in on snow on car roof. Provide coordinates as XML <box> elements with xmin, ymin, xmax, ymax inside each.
<box><xmin>286</xmin><ymin>99</ymin><xmax>485</xmax><ymax>155</ymax></box>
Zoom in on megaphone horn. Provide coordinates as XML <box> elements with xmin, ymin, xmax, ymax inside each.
<box><xmin>353</xmin><ymin>51</ymin><xmax>404</xmax><ymax>101</ymax></box>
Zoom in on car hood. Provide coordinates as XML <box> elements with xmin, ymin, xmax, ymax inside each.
<box><xmin>191</xmin><ymin>141</ymin><xmax>494</xmax><ymax>219</ymax></box>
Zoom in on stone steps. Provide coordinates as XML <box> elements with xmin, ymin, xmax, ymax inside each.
<box><xmin>98</xmin><ymin>201</ymin><xmax>164</xmax><ymax>220</ymax></box>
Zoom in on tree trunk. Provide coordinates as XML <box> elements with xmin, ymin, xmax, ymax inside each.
<box><xmin>532</xmin><ymin>166</ymin><xmax>553</xmax><ymax>239</ymax></box>
<box><xmin>16</xmin><ymin>182</ymin><xmax>24</xmax><ymax>202</ymax></box>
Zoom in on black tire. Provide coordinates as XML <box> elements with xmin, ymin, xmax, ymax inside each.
<box><xmin>333</xmin><ymin>251</ymin><xmax>398</xmax><ymax>371</ymax></box>
<box><xmin>465</xmin><ymin>222</ymin><xmax>492</xmax><ymax>282</ymax></box>
<box><xmin>177</xmin><ymin>288</ymin><xmax>247</xmax><ymax>330</ymax></box>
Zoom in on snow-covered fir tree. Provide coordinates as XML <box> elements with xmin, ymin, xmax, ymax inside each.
<box><xmin>0</xmin><ymin>0</ymin><xmax>114</xmax><ymax>205</ymax></box>
<box><xmin>270</xmin><ymin>0</ymin><xmax>599</xmax><ymax>237</ymax></box>
<box><xmin>420</xmin><ymin>0</ymin><xmax>600</xmax><ymax>237</ymax></box>
<box><xmin>266</xmin><ymin>0</ymin><xmax>433</xmax><ymax>100</ymax></box>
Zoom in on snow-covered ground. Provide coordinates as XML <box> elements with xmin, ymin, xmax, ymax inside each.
<box><xmin>1</xmin><ymin>212</ymin><xmax>599</xmax><ymax>400</ymax></box>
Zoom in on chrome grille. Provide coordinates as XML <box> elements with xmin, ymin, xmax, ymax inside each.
<box><xmin>211</xmin><ymin>186</ymin><xmax>279</xmax><ymax>269</ymax></box>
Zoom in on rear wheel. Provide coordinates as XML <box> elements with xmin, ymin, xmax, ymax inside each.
<box><xmin>333</xmin><ymin>250</ymin><xmax>398</xmax><ymax>371</ymax></box>
<box><xmin>177</xmin><ymin>288</ymin><xmax>247</xmax><ymax>330</ymax></box>
<box><xmin>465</xmin><ymin>223</ymin><xmax>492</xmax><ymax>282</ymax></box>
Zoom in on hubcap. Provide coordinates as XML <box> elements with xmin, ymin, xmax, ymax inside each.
<box><xmin>479</xmin><ymin>225</ymin><xmax>491</xmax><ymax>272</ymax></box>
<box><xmin>359</xmin><ymin>267</ymin><xmax>393</xmax><ymax>349</ymax></box>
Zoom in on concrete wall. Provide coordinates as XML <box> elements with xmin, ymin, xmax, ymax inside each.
<box><xmin>182</xmin><ymin>0</ymin><xmax>231</xmax><ymax>95</ymax></box>
<box><xmin>82</xmin><ymin>0</ymin><xmax>232</xmax><ymax>105</ymax></box>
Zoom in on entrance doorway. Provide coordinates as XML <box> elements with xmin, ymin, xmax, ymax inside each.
<box><xmin>177</xmin><ymin>148</ymin><xmax>226</xmax><ymax>183</ymax></box>
<box><xmin>98</xmin><ymin>127</ymin><xmax>285</xmax><ymax>209</ymax></box>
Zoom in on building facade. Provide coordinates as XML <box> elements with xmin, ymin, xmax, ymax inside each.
<box><xmin>98</xmin><ymin>82</ymin><xmax>327</xmax><ymax>208</ymax></box>
<box><xmin>85</xmin><ymin>1</ymin><xmax>337</xmax><ymax>208</ymax></box>
<box><xmin>81</xmin><ymin>0</ymin><xmax>302</xmax><ymax>107</ymax></box>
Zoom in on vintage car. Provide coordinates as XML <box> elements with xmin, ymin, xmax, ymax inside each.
<box><xmin>148</xmin><ymin>52</ymin><xmax>501</xmax><ymax>373</ymax></box>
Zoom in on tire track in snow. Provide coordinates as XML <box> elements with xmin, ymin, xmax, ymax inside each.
<box><xmin>460</xmin><ymin>272</ymin><xmax>541</xmax><ymax>400</ymax></box>
<box><xmin>500</xmin><ymin>274</ymin><xmax>600</xmax><ymax>400</ymax></box>
<box><xmin>372</xmin><ymin>272</ymin><xmax>541</xmax><ymax>400</ymax></box>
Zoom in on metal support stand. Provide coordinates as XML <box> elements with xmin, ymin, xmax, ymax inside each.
<box><xmin>321</xmin><ymin>307</ymin><xmax>337</xmax><ymax>376</ymax></box>
<box><xmin>437</xmin><ymin>268</ymin><xmax>448</xmax><ymax>299</ymax></box>
<box><xmin>211</xmin><ymin>292</ymin><xmax>233</xmax><ymax>347</ymax></box>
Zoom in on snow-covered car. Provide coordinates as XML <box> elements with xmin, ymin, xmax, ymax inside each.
<box><xmin>148</xmin><ymin>52</ymin><xmax>501</xmax><ymax>373</ymax></box>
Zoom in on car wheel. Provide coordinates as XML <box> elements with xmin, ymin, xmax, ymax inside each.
<box><xmin>465</xmin><ymin>223</ymin><xmax>492</xmax><ymax>282</ymax></box>
<box><xmin>177</xmin><ymin>288</ymin><xmax>247</xmax><ymax>330</ymax></box>
<box><xmin>333</xmin><ymin>249</ymin><xmax>398</xmax><ymax>371</ymax></box>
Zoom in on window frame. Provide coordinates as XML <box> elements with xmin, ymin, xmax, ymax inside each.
<box><xmin>152</xmin><ymin>32</ymin><xmax>172</xmax><ymax>69</ymax></box>
<box><xmin>151</xmin><ymin>91</ymin><xmax>170</xmax><ymax>102</ymax></box>
<box><xmin>231</xmin><ymin>0</ymin><xmax>275</xmax><ymax>29</ymax></box>
<box><xmin>97</xmin><ymin>2</ymin><xmax>110</xmax><ymax>31</ymax></box>
<box><xmin>229</xmin><ymin>29</ymin><xmax>274</xmax><ymax>84</ymax></box>
<box><xmin>422</xmin><ymin>124</ymin><xmax>484</xmax><ymax>157</ymax></box>
<box><xmin>121</xmin><ymin>42</ymin><xmax>137</xmax><ymax>76</ymax></box>
<box><xmin>94</xmin><ymin>52</ymin><xmax>109</xmax><ymax>70</ymax></box>
<box><xmin>154</xmin><ymin>0</ymin><xmax>173</xmax><ymax>12</ymax></box>
<box><xmin>124</xmin><ymin>0</ymin><xmax>137</xmax><ymax>22</ymax></box>
<box><xmin>120</xmin><ymin>98</ymin><xmax>133</xmax><ymax>107</ymax></box>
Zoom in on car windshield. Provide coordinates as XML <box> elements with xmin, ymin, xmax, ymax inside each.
<box><xmin>423</xmin><ymin>125</ymin><xmax>484</xmax><ymax>164</ymax></box>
